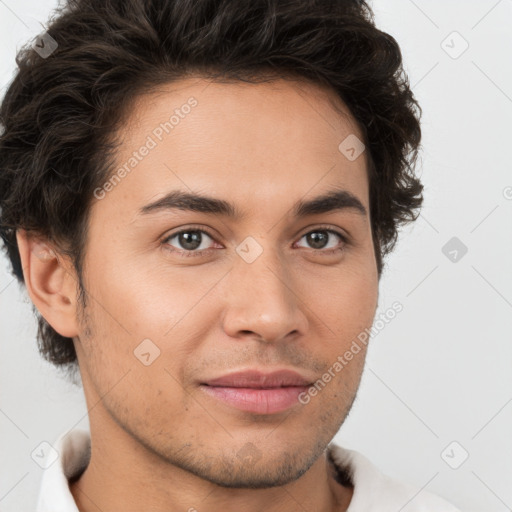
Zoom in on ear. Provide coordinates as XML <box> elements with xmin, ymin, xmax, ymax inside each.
<box><xmin>16</xmin><ymin>229</ymin><xmax>80</xmax><ymax>338</ymax></box>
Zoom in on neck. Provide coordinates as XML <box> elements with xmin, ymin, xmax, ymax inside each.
<box><xmin>69</xmin><ymin>419</ymin><xmax>353</xmax><ymax>512</ymax></box>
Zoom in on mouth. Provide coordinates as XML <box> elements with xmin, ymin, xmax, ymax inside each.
<box><xmin>199</xmin><ymin>369</ymin><xmax>313</xmax><ymax>415</ymax></box>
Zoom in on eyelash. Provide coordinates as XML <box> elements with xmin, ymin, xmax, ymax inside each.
<box><xmin>161</xmin><ymin>225</ymin><xmax>349</xmax><ymax>258</ymax></box>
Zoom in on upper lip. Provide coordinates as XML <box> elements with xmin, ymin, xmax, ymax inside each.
<box><xmin>202</xmin><ymin>369</ymin><xmax>313</xmax><ymax>388</ymax></box>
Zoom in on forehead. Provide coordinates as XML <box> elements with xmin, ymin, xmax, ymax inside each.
<box><xmin>93</xmin><ymin>76</ymin><xmax>370</xmax><ymax>224</ymax></box>
<box><xmin>126</xmin><ymin>75</ymin><xmax>365</xmax><ymax>152</ymax></box>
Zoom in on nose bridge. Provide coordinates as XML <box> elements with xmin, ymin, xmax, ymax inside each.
<box><xmin>221</xmin><ymin>236</ymin><xmax>308</xmax><ymax>342</ymax></box>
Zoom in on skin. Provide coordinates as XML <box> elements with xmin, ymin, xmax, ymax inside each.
<box><xmin>17</xmin><ymin>77</ymin><xmax>379</xmax><ymax>512</ymax></box>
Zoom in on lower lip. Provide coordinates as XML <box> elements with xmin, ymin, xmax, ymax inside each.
<box><xmin>200</xmin><ymin>385</ymin><xmax>309</xmax><ymax>414</ymax></box>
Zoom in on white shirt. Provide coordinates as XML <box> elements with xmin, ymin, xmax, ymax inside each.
<box><xmin>36</xmin><ymin>429</ymin><xmax>462</xmax><ymax>512</ymax></box>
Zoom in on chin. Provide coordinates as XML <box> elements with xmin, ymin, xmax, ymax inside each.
<box><xmin>202</xmin><ymin>460</ymin><xmax>312</xmax><ymax>489</ymax></box>
<box><xmin>173</xmin><ymin>445</ymin><xmax>321</xmax><ymax>489</ymax></box>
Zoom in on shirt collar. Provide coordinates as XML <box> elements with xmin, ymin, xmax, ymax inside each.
<box><xmin>36</xmin><ymin>429</ymin><xmax>90</xmax><ymax>512</ymax></box>
<box><xmin>34</xmin><ymin>428</ymin><xmax>389</xmax><ymax>512</ymax></box>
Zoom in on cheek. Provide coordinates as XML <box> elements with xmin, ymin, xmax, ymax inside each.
<box><xmin>77</xmin><ymin>254</ymin><xmax>214</xmax><ymax>396</ymax></box>
<box><xmin>83</xmin><ymin>250</ymin><xmax>181</xmax><ymax>340</ymax></box>
<box><xmin>305</xmin><ymin>264</ymin><xmax>378</xmax><ymax>331</ymax></box>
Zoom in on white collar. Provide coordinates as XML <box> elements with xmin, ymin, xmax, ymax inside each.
<box><xmin>36</xmin><ymin>429</ymin><xmax>460</xmax><ymax>512</ymax></box>
<box><xmin>36</xmin><ymin>429</ymin><xmax>89</xmax><ymax>512</ymax></box>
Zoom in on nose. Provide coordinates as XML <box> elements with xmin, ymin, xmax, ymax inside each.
<box><xmin>220</xmin><ymin>245</ymin><xmax>309</xmax><ymax>344</ymax></box>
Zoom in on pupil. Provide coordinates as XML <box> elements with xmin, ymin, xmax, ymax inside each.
<box><xmin>180</xmin><ymin>231</ymin><xmax>201</xmax><ymax>250</ymax></box>
<box><xmin>308</xmin><ymin>231</ymin><xmax>327</xmax><ymax>249</ymax></box>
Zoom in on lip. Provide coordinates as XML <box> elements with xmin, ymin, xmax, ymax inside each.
<box><xmin>200</xmin><ymin>369</ymin><xmax>313</xmax><ymax>414</ymax></box>
<box><xmin>202</xmin><ymin>369</ymin><xmax>312</xmax><ymax>388</ymax></box>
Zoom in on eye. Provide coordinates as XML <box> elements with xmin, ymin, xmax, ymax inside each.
<box><xmin>161</xmin><ymin>226</ymin><xmax>348</xmax><ymax>258</ymax></box>
<box><xmin>295</xmin><ymin>228</ymin><xmax>347</xmax><ymax>254</ymax></box>
<box><xmin>162</xmin><ymin>228</ymin><xmax>218</xmax><ymax>257</ymax></box>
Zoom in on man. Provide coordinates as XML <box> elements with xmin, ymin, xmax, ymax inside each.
<box><xmin>0</xmin><ymin>0</ymin><xmax>461</xmax><ymax>510</ymax></box>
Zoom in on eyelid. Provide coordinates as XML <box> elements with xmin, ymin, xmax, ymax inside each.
<box><xmin>296</xmin><ymin>223</ymin><xmax>349</xmax><ymax>241</ymax></box>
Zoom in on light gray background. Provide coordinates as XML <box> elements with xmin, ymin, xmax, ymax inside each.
<box><xmin>1</xmin><ymin>1</ymin><xmax>511</xmax><ymax>511</ymax></box>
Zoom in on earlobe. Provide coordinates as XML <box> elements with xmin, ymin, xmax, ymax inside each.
<box><xmin>15</xmin><ymin>229</ymin><xmax>80</xmax><ymax>338</ymax></box>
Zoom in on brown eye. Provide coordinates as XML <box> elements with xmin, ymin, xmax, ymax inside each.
<box><xmin>296</xmin><ymin>229</ymin><xmax>347</xmax><ymax>253</ymax></box>
<box><xmin>162</xmin><ymin>229</ymin><xmax>217</xmax><ymax>256</ymax></box>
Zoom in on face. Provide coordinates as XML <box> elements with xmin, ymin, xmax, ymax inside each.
<box><xmin>71</xmin><ymin>77</ymin><xmax>379</xmax><ymax>487</ymax></box>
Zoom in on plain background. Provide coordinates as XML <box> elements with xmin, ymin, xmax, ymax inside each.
<box><xmin>0</xmin><ymin>1</ymin><xmax>511</xmax><ymax>511</ymax></box>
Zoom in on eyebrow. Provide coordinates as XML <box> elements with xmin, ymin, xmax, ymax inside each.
<box><xmin>139</xmin><ymin>188</ymin><xmax>368</xmax><ymax>219</ymax></box>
